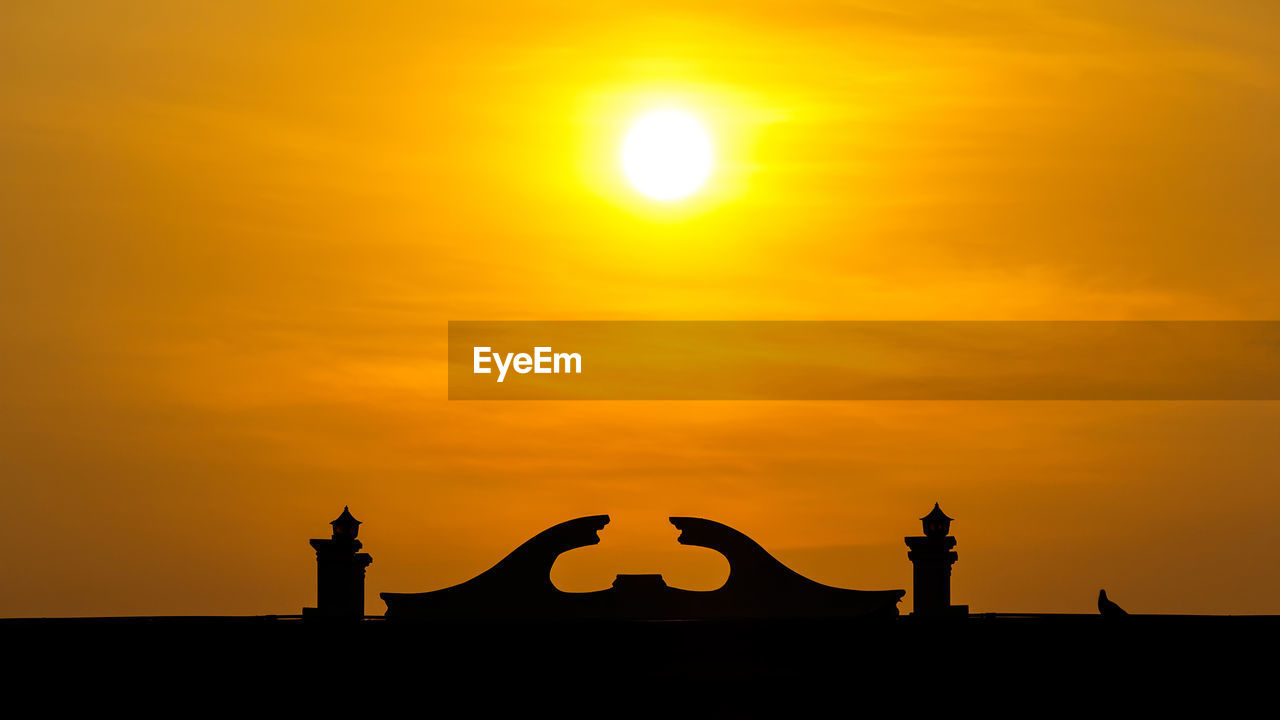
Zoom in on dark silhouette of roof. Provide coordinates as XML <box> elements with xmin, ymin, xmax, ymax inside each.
<box><xmin>381</xmin><ymin>515</ymin><xmax>904</xmax><ymax>620</ymax></box>
<box><xmin>921</xmin><ymin>502</ymin><xmax>954</xmax><ymax>523</ymax></box>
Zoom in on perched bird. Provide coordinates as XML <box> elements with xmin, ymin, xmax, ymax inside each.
<box><xmin>1098</xmin><ymin>589</ymin><xmax>1128</xmax><ymax>617</ymax></box>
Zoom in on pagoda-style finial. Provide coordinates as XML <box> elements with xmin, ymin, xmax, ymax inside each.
<box><xmin>331</xmin><ymin>506</ymin><xmax>361</xmax><ymax>539</ymax></box>
<box><xmin>921</xmin><ymin>503</ymin><xmax>953</xmax><ymax>539</ymax></box>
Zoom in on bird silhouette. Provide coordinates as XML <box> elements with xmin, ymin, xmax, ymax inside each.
<box><xmin>1098</xmin><ymin>589</ymin><xmax>1128</xmax><ymax>617</ymax></box>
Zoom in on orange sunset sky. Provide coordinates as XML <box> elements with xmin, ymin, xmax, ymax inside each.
<box><xmin>3</xmin><ymin>1</ymin><xmax>1280</xmax><ymax>616</ymax></box>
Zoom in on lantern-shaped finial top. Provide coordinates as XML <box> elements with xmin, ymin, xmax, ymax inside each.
<box><xmin>331</xmin><ymin>506</ymin><xmax>361</xmax><ymax>539</ymax></box>
<box><xmin>921</xmin><ymin>503</ymin><xmax>953</xmax><ymax>538</ymax></box>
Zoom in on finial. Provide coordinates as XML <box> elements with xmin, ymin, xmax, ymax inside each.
<box><xmin>331</xmin><ymin>506</ymin><xmax>361</xmax><ymax>539</ymax></box>
<box><xmin>921</xmin><ymin>502</ymin><xmax>953</xmax><ymax>538</ymax></box>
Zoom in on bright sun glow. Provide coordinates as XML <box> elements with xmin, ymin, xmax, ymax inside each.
<box><xmin>621</xmin><ymin>110</ymin><xmax>714</xmax><ymax>201</ymax></box>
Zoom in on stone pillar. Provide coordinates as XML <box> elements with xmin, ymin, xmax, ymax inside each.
<box><xmin>904</xmin><ymin>503</ymin><xmax>960</xmax><ymax>617</ymax></box>
<box><xmin>304</xmin><ymin>506</ymin><xmax>373</xmax><ymax>621</ymax></box>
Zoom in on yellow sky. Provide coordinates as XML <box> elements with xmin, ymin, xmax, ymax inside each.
<box><xmin>2</xmin><ymin>1</ymin><xmax>1279</xmax><ymax>616</ymax></box>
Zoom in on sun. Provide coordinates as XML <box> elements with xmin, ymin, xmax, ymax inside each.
<box><xmin>621</xmin><ymin>110</ymin><xmax>714</xmax><ymax>201</ymax></box>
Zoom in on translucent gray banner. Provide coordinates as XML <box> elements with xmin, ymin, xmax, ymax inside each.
<box><xmin>448</xmin><ymin>321</ymin><xmax>1280</xmax><ymax>400</ymax></box>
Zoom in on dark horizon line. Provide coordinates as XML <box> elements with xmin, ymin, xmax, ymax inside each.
<box><xmin>4</xmin><ymin>611</ymin><xmax>1280</xmax><ymax>623</ymax></box>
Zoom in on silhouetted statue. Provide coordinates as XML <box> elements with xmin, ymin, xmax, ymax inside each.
<box><xmin>1098</xmin><ymin>589</ymin><xmax>1128</xmax><ymax>617</ymax></box>
<box><xmin>381</xmin><ymin>515</ymin><xmax>904</xmax><ymax>620</ymax></box>
<box><xmin>303</xmin><ymin>507</ymin><xmax>373</xmax><ymax>622</ymax></box>
<box><xmin>904</xmin><ymin>503</ymin><xmax>963</xmax><ymax>617</ymax></box>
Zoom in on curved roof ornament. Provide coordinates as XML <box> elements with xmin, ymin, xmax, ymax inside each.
<box><xmin>381</xmin><ymin>515</ymin><xmax>904</xmax><ymax>620</ymax></box>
